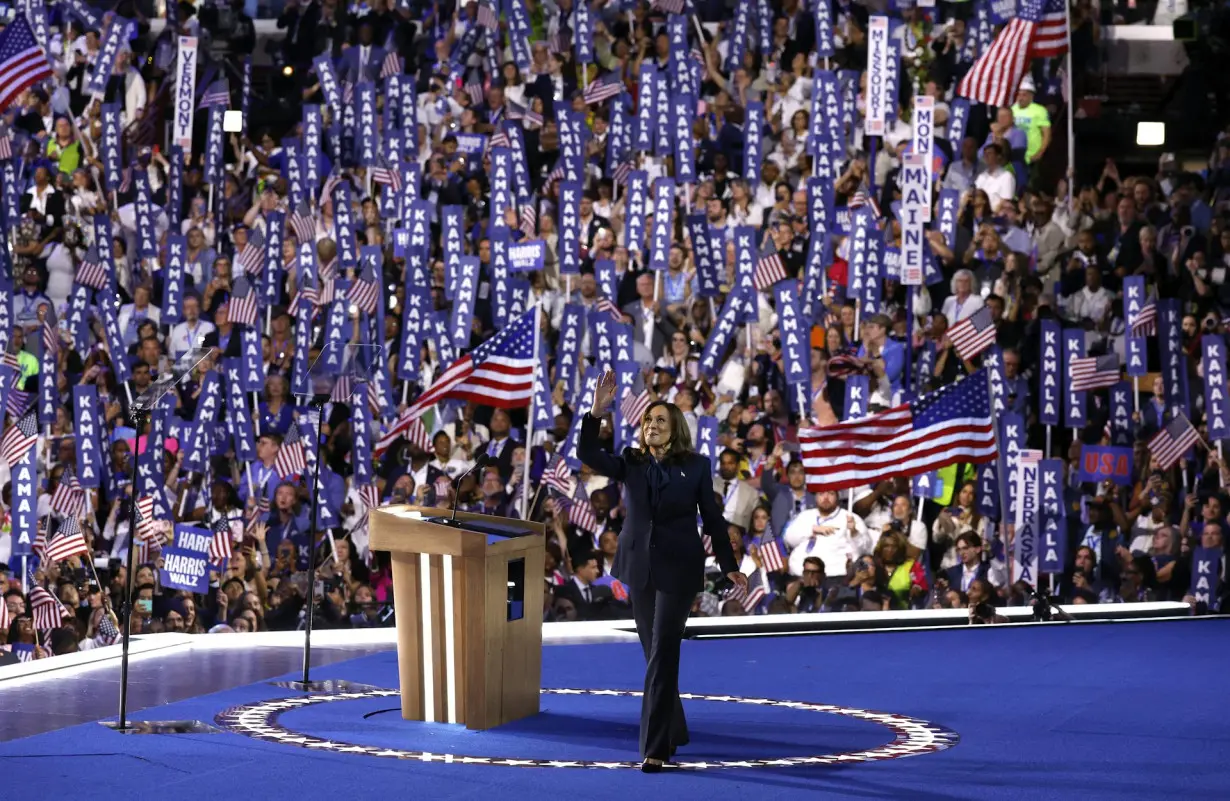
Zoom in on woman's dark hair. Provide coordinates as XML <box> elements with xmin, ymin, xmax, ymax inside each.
<box><xmin>633</xmin><ymin>400</ymin><xmax>694</xmax><ymax>462</ymax></box>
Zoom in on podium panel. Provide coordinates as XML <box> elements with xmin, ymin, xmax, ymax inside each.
<box><xmin>370</xmin><ymin>505</ymin><xmax>545</xmax><ymax>730</ymax></box>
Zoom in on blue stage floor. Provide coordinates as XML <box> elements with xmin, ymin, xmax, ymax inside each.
<box><xmin>2</xmin><ymin>619</ymin><xmax>1227</xmax><ymax>801</ymax></box>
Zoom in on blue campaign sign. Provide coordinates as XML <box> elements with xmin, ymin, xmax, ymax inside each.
<box><xmin>508</xmin><ymin>240</ymin><xmax>545</xmax><ymax>273</ymax></box>
<box><xmin>912</xmin><ymin>471</ymin><xmax>944</xmax><ymax>499</ymax></box>
<box><xmin>1076</xmin><ymin>445</ymin><xmax>1134</xmax><ymax>486</ymax></box>
<box><xmin>161</xmin><ymin>524</ymin><xmax>213</xmax><ymax>593</ymax></box>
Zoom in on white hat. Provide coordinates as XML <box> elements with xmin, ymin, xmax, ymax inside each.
<box><xmin>1018</xmin><ymin>76</ymin><xmax>1036</xmax><ymax>94</ymax></box>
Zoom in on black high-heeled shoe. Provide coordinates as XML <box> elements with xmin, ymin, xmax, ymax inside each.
<box><xmin>641</xmin><ymin>758</ymin><xmax>665</xmax><ymax>773</ymax></box>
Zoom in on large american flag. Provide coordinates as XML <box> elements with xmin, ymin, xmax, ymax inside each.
<box><xmin>1069</xmin><ymin>353</ymin><xmax>1120</xmax><ymax>392</ymax></box>
<box><xmin>0</xmin><ymin>18</ymin><xmax>54</xmax><ymax>114</ymax></box>
<box><xmin>957</xmin><ymin>0</ymin><xmax>1069</xmax><ymax>108</ymax></box>
<box><xmin>582</xmin><ymin>73</ymin><xmax>625</xmax><ymax>105</ymax></box>
<box><xmin>1148</xmin><ymin>414</ymin><xmax>1200</xmax><ymax>471</ymax></box>
<box><xmin>799</xmin><ymin>371</ymin><xmax>997</xmax><ymax>492</ymax></box>
<box><xmin>274</xmin><ymin>421</ymin><xmax>308</xmax><ymax>478</ymax></box>
<box><xmin>1130</xmin><ymin>299</ymin><xmax>1157</xmax><ymax>338</ymax></box>
<box><xmin>228</xmin><ymin>275</ymin><xmax>261</xmax><ymax>327</ymax></box>
<box><xmin>1</xmin><ymin>410</ymin><xmax>38</xmax><ymax>466</ymax></box>
<box><xmin>377</xmin><ymin>309</ymin><xmax>538</xmax><ymax>456</ymax></box>
<box><xmin>947</xmin><ymin>305</ymin><xmax>998</xmax><ymax>361</ymax></box>
<box><xmin>752</xmin><ymin>250</ymin><xmax>789</xmax><ymax>291</ymax></box>
<box><xmin>45</xmin><ymin>517</ymin><xmax>89</xmax><ymax>563</ymax></box>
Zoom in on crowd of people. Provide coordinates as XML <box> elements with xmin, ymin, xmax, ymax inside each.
<box><xmin>0</xmin><ymin>0</ymin><xmax>1228</xmax><ymax>662</ymax></box>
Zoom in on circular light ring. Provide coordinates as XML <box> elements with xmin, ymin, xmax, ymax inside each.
<box><xmin>215</xmin><ymin>688</ymin><xmax>959</xmax><ymax>769</ymax></box>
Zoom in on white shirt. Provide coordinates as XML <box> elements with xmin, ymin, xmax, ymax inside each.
<box><xmin>941</xmin><ymin>293</ymin><xmax>985</xmax><ymax>324</ymax></box>
<box><xmin>169</xmin><ymin>318</ymin><xmax>216</xmax><ymax>358</ymax></box>
<box><xmin>783</xmin><ymin>506</ymin><xmax>871</xmax><ymax>578</ymax></box>
<box><xmin>975</xmin><ymin>166</ymin><xmax>1016</xmax><ymax>211</ymax></box>
<box><xmin>1069</xmin><ymin>286</ymin><xmax>1114</xmax><ymax>325</ymax></box>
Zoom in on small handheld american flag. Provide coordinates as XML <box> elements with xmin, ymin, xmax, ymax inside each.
<box><xmin>134</xmin><ymin>495</ymin><xmax>160</xmax><ymax>543</ymax></box>
<box><xmin>379</xmin><ymin>52</ymin><xmax>403</xmax><ymax>79</ymax></box>
<box><xmin>947</xmin><ymin>306</ymin><xmax>997</xmax><ymax>362</ymax></box>
<box><xmin>228</xmin><ymin>275</ymin><xmax>261</xmax><ymax>328</ymax></box>
<box><xmin>76</xmin><ymin>249</ymin><xmax>109</xmax><ymax>290</ymax></box>
<box><xmin>756</xmin><ymin>538</ymin><xmax>786</xmax><ymax>573</ymax></box>
<box><xmin>1130</xmin><ymin>299</ymin><xmax>1157</xmax><ymax>338</ymax></box>
<box><xmin>1</xmin><ymin>410</ymin><xmax>38</xmax><ymax>466</ymax></box>
<box><xmin>208</xmin><ymin>515</ymin><xmax>235</xmax><ymax>564</ymax></box>
<box><xmin>347</xmin><ymin>266</ymin><xmax>381</xmax><ymax>317</ymax></box>
<box><xmin>274</xmin><ymin>421</ymin><xmax>308</xmax><ymax>478</ymax></box>
<box><xmin>1147</xmin><ymin>414</ymin><xmax>1201</xmax><ymax>471</ymax></box>
<box><xmin>237</xmin><ymin>228</ymin><xmax>265</xmax><ymax>276</ymax></box>
<box><xmin>619</xmin><ymin>389</ymin><xmax>653</xmax><ymax>428</ymax></box>
<box><xmin>595</xmin><ymin>297</ymin><xmax>622</xmax><ymax>322</ymax></box>
<box><xmin>50</xmin><ymin>475</ymin><xmax>85</xmax><ymax>517</ymax></box>
<box><xmin>582</xmin><ymin>73</ymin><xmax>624</xmax><ymax>105</ymax></box>
<box><xmin>1069</xmin><ymin>353</ymin><xmax>1121</xmax><ymax>392</ymax></box>
<box><xmin>29</xmin><ymin>585</ymin><xmax>70</xmax><ymax>631</ymax></box>
<box><xmin>44</xmin><ymin>517</ymin><xmax>90</xmax><ymax>563</ymax></box>
<box><xmin>752</xmin><ymin>250</ymin><xmax>789</xmax><ymax>291</ymax></box>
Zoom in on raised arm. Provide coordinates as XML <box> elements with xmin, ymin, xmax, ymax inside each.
<box><xmin>576</xmin><ymin>369</ymin><xmax>626</xmax><ymax>481</ymax></box>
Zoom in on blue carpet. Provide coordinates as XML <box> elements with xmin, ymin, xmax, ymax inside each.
<box><xmin>2</xmin><ymin>619</ymin><xmax>1228</xmax><ymax>801</ymax></box>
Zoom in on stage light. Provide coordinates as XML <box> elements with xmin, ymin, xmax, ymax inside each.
<box><xmin>1136</xmin><ymin>122</ymin><xmax>1165</xmax><ymax>147</ymax></box>
<box><xmin>282</xmin><ymin>65</ymin><xmax>294</xmax><ymax>77</ymax></box>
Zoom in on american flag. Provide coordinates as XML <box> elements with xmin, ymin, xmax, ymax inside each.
<box><xmin>50</xmin><ymin>475</ymin><xmax>85</xmax><ymax>517</ymax></box>
<box><xmin>620</xmin><ymin>388</ymin><xmax>653</xmax><ymax>427</ymax></box>
<box><xmin>342</xmin><ymin>82</ymin><xmax>355</xmax><ymax>105</ymax></box>
<box><xmin>799</xmin><ymin>370</ymin><xmax>997</xmax><ymax>492</ymax></box>
<box><xmin>0</xmin><ymin>18</ymin><xmax>54</xmax><ymax>114</ymax></box>
<box><xmin>96</xmin><ymin>612</ymin><xmax>121</xmax><ymax>646</ymax></box>
<box><xmin>752</xmin><ymin>250</ymin><xmax>789</xmax><ymax>291</ymax></box>
<box><xmin>246</xmin><ymin>495</ymin><xmax>270</xmax><ymax>534</ymax></box>
<box><xmin>1</xmin><ymin>410</ymin><xmax>38</xmax><ymax>466</ymax></box>
<box><xmin>464</xmin><ymin>78</ymin><xmax>485</xmax><ymax>106</ymax></box>
<box><xmin>134</xmin><ymin>495</ymin><xmax>160</xmax><ymax>543</ymax></box>
<box><xmin>548</xmin><ymin>30</ymin><xmax>569</xmax><ymax>55</ymax></box>
<box><xmin>957</xmin><ymin>0</ymin><xmax>1069</xmax><ymax>108</ymax></box>
<box><xmin>376</xmin><ymin>309</ymin><xmax>538</xmax><ymax>456</ymax></box>
<box><xmin>1130</xmin><ymin>299</ymin><xmax>1157</xmax><ymax>338</ymax></box>
<box><xmin>947</xmin><ymin>305</ymin><xmax>998</xmax><ymax>361</ymax></box>
<box><xmin>848</xmin><ymin>185</ymin><xmax>882</xmax><ymax>218</ymax></box>
<box><xmin>520</xmin><ymin>200</ymin><xmax>538</xmax><ymax>236</ymax></box>
<box><xmin>44</xmin><ymin>517</ymin><xmax>89</xmax><ymax>563</ymax></box>
<box><xmin>42</xmin><ymin>317</ymin><xmax>59</xmax><ymax>359</ymax></box>
<box><xmin>582</xmin><ymin>73</ymin><xmax>625</xmax><ymax>105</ymax></box>
<box><xmin>651</xmin><ymin>0</ymin><xmax>685</xmax><ymax>13</ymax></box>
<box><xmin>726</xmin><ymin>577</ymin><xmax>767</xmax><ymax>613</ymax></box>
<box><xmin>543</xmin><ymin>457</ymin><xmax>576</xmax><ymax>496</ymax></box>
<box><xmin>702</xmin><ymin>533</ymin><xmax>714</xmax><ymax>555</ymax></box>
<box><xmin>357</xmin><ymin>482</ymin><xmax>381</xmax><ymax>513</ymax></box>
<box><xmin>347</xmin><ymin>267</ymin><xmax>381</xmax><ymax>316</ymax></box>
<box><xmin>595</xmin><ymin>297</ymin><xmax>622</xmax><ymax>322</ymax></box>
<box><xmin>197</xmin><ymin>78</ymin><xmax>230</xmax><ymax>109</ymax></box>
<box><xmin>506</xmin><ymin>101</ymin><xmax>543</xmax><ymax>128</ymax></box>
<box><xmin>319</xmin><ymin>256</ymin><xmax>339</xmax><ymax>282</ymax></box>
<box><xmin>370</xmin><ymin>161</ymin><xmax>404</xmax><ymax>192</ymax></box>
<box><xmin>1148</xmin><ymin>414</ymin><xmax>1200</xmax><ymax>471</ymax></box>
<box><xmin>208</xmin><ymin>515</ymin><xmax>234</xmax><ymax>564</ymax></box>
<box><xmin>237</xmin><ymin>228</ymin><xmax>265</xmax><ymax>276</ymax></box>
<box><xmin>1069</xmin><ymin>353</ymin><xmax>1120</xmax><ymax>392</ymax></box>
<box><xmin>274</xmin><ymin>421</ymin><xmax>308</xmax><ymax>478</ymax></box>
<box><xmin>0</xmin><ymin>132</ymin><xmax>12</xmax><ymax>160</ymax></box>
<box><xmin>289</xmin><ymin>202</ymin><xmax>317</xmax><ymax>244</ymax></box>
<box><xmin>757</xmin><ymin>537</ymin><xmax>786</xmax><ymax>573</ymax></box>
<box><xmin>32</xmin><ymin>525</ymin><xmax>46</xmax><ymax>560</ymax></box>
<box><xmin>406</xmin><ymin>415</ymin><xmax>432</xmax><ymax>452</ymax></box>
<box><xmin>76</xmin><ymin>250</ymin><xmax>109</xmax><ymax>290</ymax></box>
<box><xmin>380</xmin><ymin>52</ymin><xmax>403</xmax><ymax>79</ymax></box>
<box><xmin>330</xmin><ymin>376</ymin><xmax>356</xmax><ymax>404</ymax></box>
<box><xmin>489</xmin><ymin>127</ymin><xmax>511</xmax><ymax>150</ymax></box>
<box><xmin>476</xmin><ymin>2</ymin><xmax>499</xmax><ymax>29</ymax></box>
<box><xmin>30</xmin><ymin>585</ymin><xmax>69</xmax><ymax>631</ymax></box>
<box><xmin>557</xmin><ymin>495</ymin><xmax>599</xmax><ymax>533</ymax></box>
<box><xmin>611</xmin><ymin>160</ymin><xmax>634</xmax><ymax>187</ymax></box>
<box><xmin>228</xmin><ymin>275</ymin><xmax>261</xmax><ymax>327</ymax></box>
<box><xmin>5</xmin><ymin>388</ymin><xmax>32</xmax><ymax>417</ymax></box>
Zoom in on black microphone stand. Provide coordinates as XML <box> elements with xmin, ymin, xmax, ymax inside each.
<box><xmin>292</xmin><ymin>395</ymin><xmax>329</xmax><ymax>689</ymax></box>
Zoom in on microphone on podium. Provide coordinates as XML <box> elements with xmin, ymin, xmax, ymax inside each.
<box><xmin>428</xmin><ymin>452</ymin><xmax>497</xmax><ymax>527</ymax></box>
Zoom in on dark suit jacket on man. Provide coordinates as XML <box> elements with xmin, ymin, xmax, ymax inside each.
<box><xmin>336</xmin><ymin>43</ymin><xmax>387</xmax><ymax>85</ymax></box>
<box><xmin>760</xmin><ymin>469</ymin><xmax>814</xmax><ymax>540</ymax></box>
<box><xmin>621</xmin><ymin>300</ymin><xmax>677</xmax><ymax>358</ymax></box>
<box><xmin>554</xmin><ymin>579</ymin><xmax>615</xmax><ymax>621</ymax></box>
<box><xmin>944</xmin><ymin>561</ymin><xmax>990</xmax><ymax>591</ymax></box>
<box><xmin>579</xmin><ymin>413</ymin><xmax>738</xmax><ymax>596</ymax></box>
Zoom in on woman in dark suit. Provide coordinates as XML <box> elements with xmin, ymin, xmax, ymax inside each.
<box><xmin>578</xmin><ymin>370</ymin><xmax>747</xmax><ymax>772</ymax></box>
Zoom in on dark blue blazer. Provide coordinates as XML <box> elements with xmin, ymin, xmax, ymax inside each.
<box><xmin>945</xmin><ymin>562</ymin><xmax>989</xmax><ymax>591</ymax></box>
<box><xmin>578</xmin><ymin>413</ymin><xmax>738</xmax><ymax>596</ymax></box>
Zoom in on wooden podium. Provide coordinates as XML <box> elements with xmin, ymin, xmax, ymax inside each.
<box><xmin>368</xmin><ymin>505</ymin><xmax>545</xmax><ymax>730</ymax></box>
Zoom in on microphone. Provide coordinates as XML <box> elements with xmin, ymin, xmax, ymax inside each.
<box><xmin>433</xmin><ymin>453</ymin><xmax>496</xmax><ymax>527</ymax></box>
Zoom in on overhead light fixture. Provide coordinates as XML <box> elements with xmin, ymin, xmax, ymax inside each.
<box><xmin>1136</xmin><ymin>122</ymin><xmax>1165</xmax><ymax>147</ymax></box>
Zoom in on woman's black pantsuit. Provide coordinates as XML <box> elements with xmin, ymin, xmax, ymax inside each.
<box><xmin>577</xmin><ymin>413</ymin><xmax>739</xmax><ymax>761</ymax></box>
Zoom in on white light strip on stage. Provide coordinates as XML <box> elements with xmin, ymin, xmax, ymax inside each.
<box><xmin>419</xmin><ymin>552</ymin><xmax>435</xmax><ymax>724</ymax></box>
<box><xmin>442</xmin><ymin>554</ymin><xmax>458</xmax><ymax>725</ymax></box>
